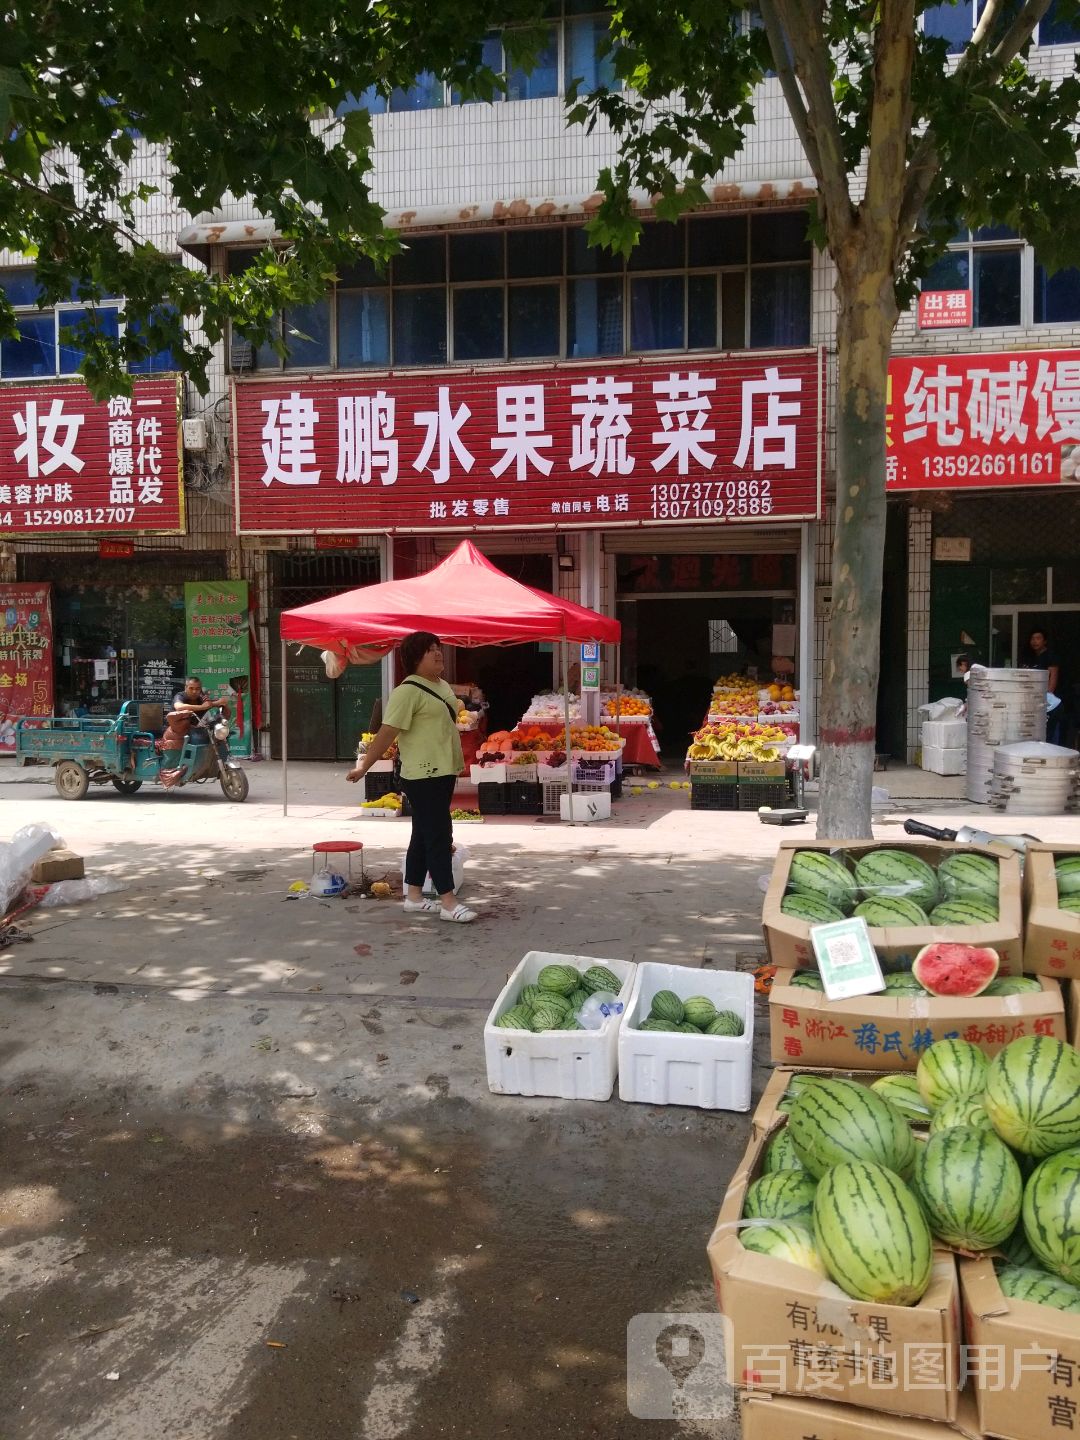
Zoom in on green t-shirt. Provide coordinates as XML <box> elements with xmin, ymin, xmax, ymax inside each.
<box><xmin>383</xmin><ymin>677</ymin><xmax>465</xmax><ymax>781</ymax></box>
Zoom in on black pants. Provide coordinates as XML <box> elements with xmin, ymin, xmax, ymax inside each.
<box><xmin>401</xmin><ymin>774</ymin><xmax>456</xmax><ymax>896</ymax></box>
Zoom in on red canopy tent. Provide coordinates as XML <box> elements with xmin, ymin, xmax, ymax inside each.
<box><xmin>277</xmin><ymin>540</ymin><xmax>622</xmax><ymax>814</ymax></box>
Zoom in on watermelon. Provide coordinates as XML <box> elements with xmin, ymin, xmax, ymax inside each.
<box><xmin>813</xmin><ymin>1161</ymin><xmax>933</xmax><ymax>1305</ymax></box>
<box><xmin>530</xmin><ymin>1001</ymin><xmax>566</xmax><ymax>1031</ymax></box>
<box><xmin>985</xmin><ymin>1036</ymin><xmax>1080</xmax><ymax>1157</ymax></box>
<box><xmin>776</xmin><ymin>1074</ymin><xmax>823</xmax><ymax>1114</ymax></box>
<box><xmin>676</xmin><ymin>1021</ymin><xmax>700</xmax><ymax>1034</ymax></box>
<box><xmin>537</xmin><ymin>964</ymin><xmax>580</xmax><ymax>996</ymax></box>
<box><xmin>743</xmin><ymin>1170</ymin><xmax>818</xmax><ymax>1224</ymax></box>
<box><xmin>929</xmin><ymin>1096</ymin><xmax>992</xmax><ymax>1136</ymax></box>
<box><xmin>559</xmin><ymin>1012</ymin><xmax>584</xmax><ymax>1030</ymax></box>
<box><xmin>870</xmin><ymin>1074</ymin><xmax>932</xmax><ymax>1122</ymax></box>
<box><xmin>788</xmin><ymin>971</ymin><xmax>825</xmax><ymax>991</ymax></box>
<box><xmin>883</xmin><ymin>972</ymin><xmax>929</xmax><ymax>996</ymax></box>
<box><xmin>639</xmin><ymin>1018</ymin><xmax>681</xmax><ymax>1032</ymax></box>
<box><xmin>650</xmin><ymin>990</ymin><xmax>685</xmax><ymax>1024</ymax></box>
<box><xmin>854</xmin><ymin>849</ymin><xmax>941</xmax><ymax>912</ymax></box>
<box><xmin>581</xmin><ymin>965</ymin><xmax>622</xmax><ymax>995</ymax></box>
<box><xmin>913</xmin><ymin>1126</ymin><xmax>1022</xmax><ymax>1251</ymax></box>
<box><xmin>1023</xmin><ymin>1147</ymin><xmax>1080</xmax><ymax>1283</ymax></box>
<box><xmin>781</xmin><ymin>893</ymin><xmax>847</xmax><ymax>924</ymax></box>
<box><xmin>1000</xmin><ymin>1222</ymin><xmax>1039</xmax><ymax>1268</ymax></box>
<box><xmin>683</xmin><ymin>996</ymin><xmax>718</xmax><ymax>1028</ymax></box>
<box><xmin>568</xmin><ymin>988</ymin><xmax>591</xmax><ymax>1011</ymax></box>
<box><xmin>983</xmin><ymin>976</ymin><xmax>1045</xmax><ymax>997</ymax></box>
<box><xmin>788</xmin><ymin>851</ymin><xmax>858</xmax><ymax>911</ymax></box>
<box><xmin>912</xmin><ymin>942</ymin><xmax>999</xmax><ymax>997</ymax></box>
<box><xmin>929</xmin><ymin>898</ymin><xmax>999</xmax><ymax>925</ymax></box>
<box><xmin>763</xmin><ymin>1126</ymin><xmax>804</xmax><ymax>1173</ymax></box>
<box><xmin>537</xmin><ymin>991</ymin><xmax>573</xmax><ymax>1019</ymax></box>
<box><xmin>519</xmin><ymin>984</ymin><xmax>542</xmax><ymax>1009</ymax></box>
<box><xmin>494</xmin><ymin>1005</ymin><xmax>533</xmax><ymax>1030</ymax></box>
<box><xmin>1059</xmin><ymin>895</ymin><xmax>1080</xmax><ymax>915</ymax></box>
<box><xmin>707</xmin><ymin>1011</ymin><xmax>744</xmax><ymax>1037</ymax></box>
<box><xmin>997</xmin><ymin>1262</ymin><xmax>1080</xmax><ymax>1313</ymax></box>
<box><xmin>787</xmin><ymin>1077</ymin><xmax>916</xmax><ymax>1180</ymax></box>
<box><xmin>939</xmin><ymin>852</ymin><xmax>1001</xmax><ymax>903</ymax></box>
<box><xmin>854</xmin><ymin>895</ymin><xmax>931</xmax><ymax>927</ymax></box>
<box><xmin>740</xmin><ymin>1221</ymin><xmax>826</xmax><ymax>1276</ymax></box>
<box><xmin>1055</xmin><ymin>856</ymin><xmax>1080</xmax><ymax>898</ymax></box>
<box><xmin>917</xmin><ymin>1038</ymin><xmax>989</xmax><ymax>1111</ymax></box>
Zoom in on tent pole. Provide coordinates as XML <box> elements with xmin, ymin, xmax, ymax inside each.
<box><xmin>281</xmin><ymin>640</ymin><xmax>288</xmax><ymax>818</ymax></box>
<box><xmin>563</xmin><ymin>639</ymin><xmax>574</xmax><ymax>822</ymax></box>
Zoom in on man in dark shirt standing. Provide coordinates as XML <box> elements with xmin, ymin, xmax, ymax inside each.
<box><xmin>1025</xmin><ymin>630</ymin><xmax>1065</xmax><ymax>744</ymax></box>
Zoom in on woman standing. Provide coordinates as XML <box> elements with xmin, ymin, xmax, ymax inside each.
<box><xmin>348</xmin><ymin>632</ymin><xmax>476</xmax><ymax>923</ymax></box>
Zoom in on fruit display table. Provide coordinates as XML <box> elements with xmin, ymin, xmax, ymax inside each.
<box><xmin>614</xmin><ymin>721</ymin><xmax>662</xmax><ymax>770</ymax></box>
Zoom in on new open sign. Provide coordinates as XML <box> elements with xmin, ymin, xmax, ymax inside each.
<box><xmin>232</xmin><ymin>351</ymin><xmax>824</xmax><ymax>533</ymax></box>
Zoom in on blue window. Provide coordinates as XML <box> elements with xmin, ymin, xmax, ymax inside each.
<box><xmin>1034</xmin><ymin>261</ymin><xmax>1080</xmax><ymax>323</ymax></box>
<box><xmin>688</xmin><ymin>273</ymin><xmax>718</xmax><ymax>349</ymax></box>
<box><xmin>1041</xmin><ymin>0</ymin><xmax>1080</xmax><ymax>43</ymax></box>
<box><xmin>58</xmin><ymin>305</ymin><xmax>121</xmax><ymax>373</ymax></box>
<box><xmin>336</xmin><ymin>86</ymin><xmax>388</xmax><ymax>116</ymax></box>
<box><xmin>452</xmin><ymin>35</ymin><xmax>504</xmax><ymax>104</ymax></box>
<box><xmin>924</xmin><ymin>1</ymin><xmax>974</xmax><ymax>52</ymax></box>
<box><xmin>393</xmin><ymin>288</ymin><xmax>446</xmax><ymax>366</ymax></box>
<box><xmin>1</xmin><ymin>314</ymin><xmax>55</xmax><ymax>378</ymax></box>
<box><xmin>338</xmin><ymin>289</ymin><xmax>391</xmax><ymax>367</ymax></box>
<box><xmin>283</xmin><ymin>297</ymin><xmax>332</xmax><ymax>369</ymax></box>
<box><xmin>505</xmin><ymin>26</ymin><xmax>559</xmax><ymax>100</ymax></box>
<box><xmin>390</xmin><ymin>72</ymin><xmax>444</xmax><ymax>112</ymax></box>
<box><xmin>630</xmin><ymin>275</ymin><xmax>685</xmax><ymax>350</ymax></box>
<box><xmin>127</xmin><ymin>310</ymin><xmax>178</xmax><ymax>373</ymax></box>
<box><xmin>567</xmin><ymin>277</ymin><xmax>623</xmax><ymax>356</ymax></box>
<box><xmin>453</xmin><ymin>286</ymin><xmax>504</xmax><ymax>360</ymax></box>
<box><xmin>508</xmin><ymin>284</ymin><xmax>560</xmax><ymax>357</ymax></box>
<box><xmin>749</xmin><ymin>266</ymin><xmax>811</xmax><ymax>347</ymax></box>
<box><xmin>566</xmin><ymin>13</ymin><xmax>620</xmax><ymax>91</ymax></box>
<box><xmin>0</xmin><ymin>268</ymin><xmax>43</xmax><ymax>307</ymax></box>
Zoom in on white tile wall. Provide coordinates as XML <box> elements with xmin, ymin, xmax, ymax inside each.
<box><xmin>906</xmin><ymin>509</ymin><xmax>933</xmax><ymax>761</ymax></box>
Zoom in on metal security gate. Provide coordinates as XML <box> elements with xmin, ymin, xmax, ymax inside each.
<box><xmin>269</xmin><ymin>551</ymin><xmax>382</xmax><ymax>761</ymax></box>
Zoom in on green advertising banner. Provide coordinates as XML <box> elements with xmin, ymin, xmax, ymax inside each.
<box><xmin>184</xmin><ymin>581</ymin><xmax>250</xmax><ymax>753</ymax></box>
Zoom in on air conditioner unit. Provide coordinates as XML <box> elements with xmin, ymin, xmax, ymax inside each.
<box><xmin>230</xmin><ymin>338</ymin><xmax>254</xmax><ymax>372</ymax></box>
<box><xmin>182</xmin><ymin>417</ymin><xmax>208</xmax><ymax>452</ymax></box>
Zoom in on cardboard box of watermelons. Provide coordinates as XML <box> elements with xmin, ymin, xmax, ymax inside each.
<box><xmin>762</xmin><ymin>839</ymin><xmax>1023</xmax><ymax>977</ymax></box>
<box><xmin>1024</xmin><ymin>845</ymin><xmax>1080</xmax><ymax>980</ymax></box>
<box><xmin>740</xmin><ymin>1388</ymin><xmax>982</xmax><ymax>1440</ymax></box>
<box><xmin>769</xmin><ymin>968</ymin><xmax>1065</xmax><ymax>1071</ymax></box>
<box><xmin>707</xmin><ymin>1067</ymin><xmax>962</xmax><ymax>1424</ymax></box>
<box><xmin>961</xmin><ymin>1255</ymin><xmax>1080</xmax><ymax>1440</ymax></box>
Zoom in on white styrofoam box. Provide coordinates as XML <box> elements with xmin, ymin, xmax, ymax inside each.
<box><xmin>470</xmin><ymin>764</ymin><xmax>508</xmax><ymax>784</ymax></box>
<box><xmin>618</xmin><ymin>963</ymin><xmax>754</xmax><ymax>1112</ymax></box>
<box><xmin>484</xmin><ymin>950</ymin><xmax>636</xmax><ymax>1102</ymax></box>
<box><xmin>922</xmin><ymin>719</ymin><xmax>967</xmax><ymax>748</ymax></box>
<box><xmin>367</xmin><ymin>759</ymin><xmax>394</xmax><ymax>773</ymax></box>
<box><xmin>560</xmin><ymin>791</ymin><xmax>612</xmax><ymax>823</ymax></box>
<box><xmin>922</xmin><ymin>744</ymin><xmax>967</xmax><ymax>776</ymax></box>
<box><xmin>399</xmin><ymin>845</ymin><xmax>468</xmax><ymax>897</ymax></box>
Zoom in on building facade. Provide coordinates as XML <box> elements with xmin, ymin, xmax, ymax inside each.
<box><xmin>2</xmin><ymin>9</ymin><xmax>1079</xmax><ymax>760</ymax></box>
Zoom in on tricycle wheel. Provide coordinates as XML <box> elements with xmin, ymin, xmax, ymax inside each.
<box><xmin>111</xmin><ymin>777</ymin><xmax>143</xmax><ymax>795</ymax></box>
<box><xmin>55</xmin><ymin>761</ymin><xmax>89</xmax><ymax>800</ymax></box>
<box><xmin>220</xmin><ymin>767</ymin><xmax>249</xmax><ymax>803</ymax></box>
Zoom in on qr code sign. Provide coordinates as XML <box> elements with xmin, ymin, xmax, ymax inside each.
<box><xmin>826</xmin><ymin>933</ymin><xmax>863</xmax><ymax>970</ymax></box>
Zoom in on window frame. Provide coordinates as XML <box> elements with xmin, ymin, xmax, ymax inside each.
<box><xmin>225</xmin><ymin>210</ymin><xmax>814</xmax><ymax>375</ymax></box>
<box><xmin>917</xmin><ymin>229</ymin><xmax>1080</xmax><ymax>330</ymax></box>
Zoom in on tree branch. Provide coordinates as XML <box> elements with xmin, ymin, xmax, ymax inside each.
<box><xmin>757</xmin><ymin>0</ymin><xmax>822</xmax><ymax>178</ymax></box>
<box><xmin>774</xmin><ymin>0</ymin><xmax>855</xmax><ymax>249</ymax></box>
<box><xmin>864</xmin><ymin>0</ymin><xmax>916</xmax><ymax>242</ymax></box>
<box><xmin>897</xmin><ymin>0</ymin><xmax>1052</xmax><ymax>250</ymax></box>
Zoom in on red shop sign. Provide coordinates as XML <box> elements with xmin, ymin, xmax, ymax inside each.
<box><xmin>917</xmin><ymin>290</ymin><xmax>972</xmax><ymax>330</ymax></box>
<box><xmin>887</xmin><ymin>349</ymin><xmax>1080</xmax><ymax>492</ymax></box>
<box><xmin>0</xmin><ymin>376</ymin><xmax>184</xmax><ymax>536</ymax></box>
<box><xmin>232</xmin><ymin>351</ymin><xmax>823</xmax><ymax>534</ymax></box>
<box><xmin>0</xmin><ymin>583</ymin><xmax>53</xmax><ymax>750</ymax></box>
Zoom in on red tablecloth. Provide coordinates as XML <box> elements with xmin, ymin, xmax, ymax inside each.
<box><xmin>616</xmin><ymin>723</ymin><xmax>662</xmax><ymax>770</ymax></box>
<box><xmin>460</xmin><ymin>729</ymin><xmax>483</xmax><ymax>769</ymax></box>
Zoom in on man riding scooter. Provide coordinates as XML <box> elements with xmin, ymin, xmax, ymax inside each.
<box><xmin>162</xmin><ymin>675</ymin><xmax>231</xmax><ymax>781</ymax></box>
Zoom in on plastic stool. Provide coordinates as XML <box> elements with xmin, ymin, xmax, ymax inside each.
<box><xmin>311</xmin><ymin>840</ymin><xmax>364</xmax><ymax>886</ymax></box>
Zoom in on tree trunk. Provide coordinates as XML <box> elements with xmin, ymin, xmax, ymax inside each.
<box><xmin>816</xmin><ymin>260</ymin><xmax>897</xmax><ymax>839</ymax></box>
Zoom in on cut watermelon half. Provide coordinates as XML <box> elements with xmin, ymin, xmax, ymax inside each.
<box><xmin>912</xmin><ymin>943</ymin><xmax>1000</xmax><ymax>998</ymax></box>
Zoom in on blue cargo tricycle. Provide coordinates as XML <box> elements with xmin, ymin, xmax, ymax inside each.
<box><xmin>14</xmin><ymin>701</ymin><xmax>250</xmax><ymax>802</ymax></box>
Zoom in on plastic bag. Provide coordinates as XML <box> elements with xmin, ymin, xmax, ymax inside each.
<box><xmin>39</xmin><ymin>876</ymin><xmax>124</xmax><ymax>908</ymax></box>
<box><xmin>0</xmin><ymin>824</ymin><xmax>64</xmax><ymax>914</ymax></box>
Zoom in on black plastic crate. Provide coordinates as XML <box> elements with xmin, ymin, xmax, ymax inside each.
<box><xmin>362</xmin><ymin>769</ymin><xmax>401</xmax><ymax>802</ymax></box>
<box><xmin>737</xmin><ymin>780</ymin><xmax>791</xmax><ymax>811</ymax></box>
<box><xmin>691</xmin><ymin>782</ymin><xmax>739</xmax><ymax>811</ymax></box>
<box><xmin>508</xmin><ymin>780</ymin><xmax>543</xmax><ymax>816</ymax></box>
<box><xmin>477</xmin><ymin>782</ymin><xmax>511</xmax><ymax>815</ymax></box>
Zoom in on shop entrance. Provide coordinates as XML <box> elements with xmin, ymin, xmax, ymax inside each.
<box><xmin>990</xmin><ymin>605</ymin><xmax>1080</xmax><ymax>745</ymax></box>
<box><xmin>615</xmin><ymin>550</ymin><xmax>798</xmax><ymax>758</ymax></box>
<box><xmin>18</xmin><ymin>552</ymin><xmax>226</xmax><ymax>716</ymax></box>
<box><xmin>454</xmin><ymin>551</ymin><xmax>556</xmax><ymax>732</ymax></box>
<box><xmin>269</xmin><ymin>551</ymin><xmax>382</xmax><ymax>761</ymax></box>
